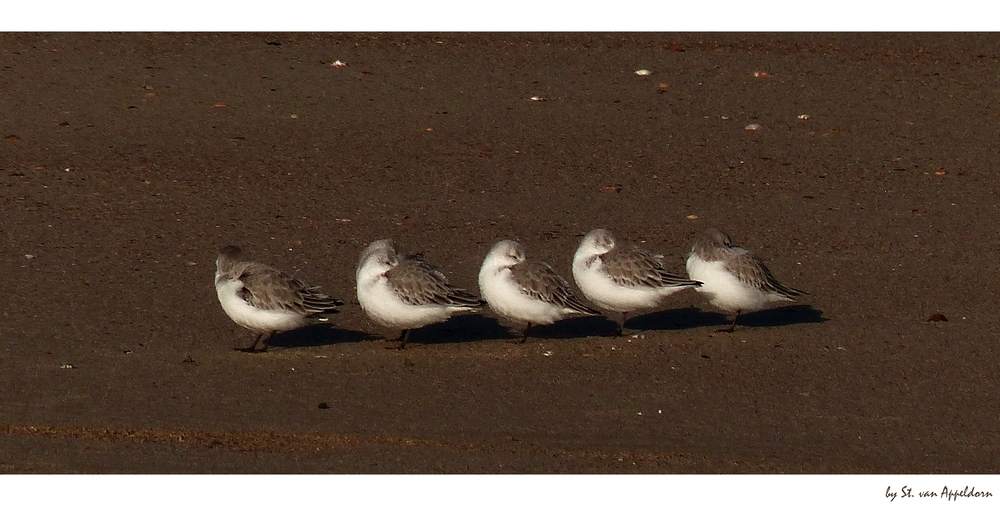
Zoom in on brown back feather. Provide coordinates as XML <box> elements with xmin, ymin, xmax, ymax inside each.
<box><xmin>238</xmin><ymin>263</ymin><xmax>342</xmax><ymax>314</ymax></box>
<box><xmin>601</xmin><ymin>245</ymin><xmax>701</xmax><ymax>289</ymax></box>
<box><xmin>726</xmin><ymin>248</ymin><xmax>807</xmax><ymax>299</ymax></box>
<box><xmin>510</xmin><ymin>260</ymin><xmax>599</xmax><ymax>315</ymax></box>
<box><xmin>387</xmin><ymin>257</ymin><xmax>484</xmax><ymax>308</ymax></box>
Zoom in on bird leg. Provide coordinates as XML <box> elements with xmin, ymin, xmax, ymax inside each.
<box><xmin>616</xmin><ymin>312</ymin><xmax>629</xmax><ymax>337</ymax></box>
<box><xmin>258</xmin><ymin>331</ymin><xmax>276</xmax><ymax>352</ymax></box>
<box><xmin>384</xmin><ymin>329</ymin><xmax>409</xmax><ymax>350</ymax></box>
<box><xmin>236</xmin><ymin>331</ymin><xmax>274</xmax><ymax>353</ymax></box>
<box><xmin>519</xmin><ymin>323</ymin><xmax>533</xmax><ymax>344</ymax></box>
<box><xmin>397</xmin><ymin>329</ymin><xmax>411</xmax><ymax>350</ymax></box>
<box><xmin>722</xmin><ymin>310</ymin><xmax>742</xmax><ymax>333</ymax></box>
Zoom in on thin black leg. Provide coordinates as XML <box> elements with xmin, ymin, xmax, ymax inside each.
<box><xmin>237</xmin><ymin>332</ymin><xmax>266</xmax><ymax>352</ymax></box>
<box><xmin>258</xmin><ymin>331</ymin><xmax>276</xmax><ymax>352</ymax></box>
<box><xmin>519</xmin><ymin>323</ymin><xmax>533</xmax><ymax>344</ymax></box>
<box><xmin>723</xmin><ymin>310</ymin><xmax>742</xmax><ymax>333</ymax></box>
<box><xmin>397</xmin><ymin>329</ymin><xmax>411</xmax><ymax>350</ymax></box>
<box><xmin>617</xmin><ymin>312</ymin><xmax>628</xmax><ymax>337</ymax></box>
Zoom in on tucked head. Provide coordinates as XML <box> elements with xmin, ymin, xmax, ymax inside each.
<box><xmin>691</xmin><ymin>228</ymin><xmax>736</xmax><ymax>260</ymax></box>
<box><xmin>216</xmin><ymin>244</ymin><xmax>245</xmax><ymax>271</ymax></box>
<box><xmin>486</xmin><ymin>239</ymin><xmax>527</xmax><ymax>266</ymax></box>
<box><xmin>578</xmin><ymin>228</ymin><xmax>617</xmax><ymax>255</ymax></box>
<box><xmin>703</xmin><ymin>228</ymin><xmax>733</xmax><ymax>247</ymax></box>
<box><xmin>218</xmin><ymin>244</ymin><xmax>243</xmax><ymax>259</ymax></box>
<box><xmin>215</xmin><ymin>244</ymin><xmax>243</xmax><ymax>283</ymax></box>
<box><xmin>357</xmin><ymin>239</ymin><xmax>400</xmax><ymax>275</ymax></box>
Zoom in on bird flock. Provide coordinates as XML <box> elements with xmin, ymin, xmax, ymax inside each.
<box><xmin>214</xmin><ymin>228</ymin><xmax>807</xmax><ymax>351</ymax></box>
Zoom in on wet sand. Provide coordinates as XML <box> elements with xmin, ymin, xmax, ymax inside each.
<box><xmin>1</xmin><ymin>33</ymin><xmax>999</xmax><ymax>473</ymax></box>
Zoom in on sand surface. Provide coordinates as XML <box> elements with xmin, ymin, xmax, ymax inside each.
<box><xmin>2</xmin><ymin>33</ymin><xmax>998</xmax><ymax>473</ymax></box>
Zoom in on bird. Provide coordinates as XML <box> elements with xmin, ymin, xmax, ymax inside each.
<box><xmin>479</xmin><ymin>239</ymin><xmax>600</xmax><ymax>343</ymax></box>
<box><xmin>356</xmin><ymin>239</ymin><xmax>485</xmax><ymax>349</ymax></box>
<box><xmin>686</xmin><ymin>227</ymin><xmax>807</xmax><ymax>332</ymax></box>
<box><xmin>214</xmin><ymin>245</ymin><xmax>343</xmax><ymax>352</ymax></box>
<box><xmin>572</xmin><ymin>229</ymin><xmax>702</xmax><ymax>335</ymax></box>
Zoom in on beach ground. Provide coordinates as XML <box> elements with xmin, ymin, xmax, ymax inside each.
<box><xmin>2</xmin><ymin>33</ymin><xmax>998</xmax><ymax>473</ymax></box>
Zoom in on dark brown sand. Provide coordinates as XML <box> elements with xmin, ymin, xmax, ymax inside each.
<box><xmin>1</xmin><ymin>33</ymin><xmax>998</xmax><ymax>473</ymax></box>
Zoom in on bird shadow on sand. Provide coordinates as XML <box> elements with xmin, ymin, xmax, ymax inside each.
<box><xmin>732</xmin><ymin>304</ymin><xmax>828</xmax><ymax>328</ymax></box>
<box><xmin>627</xmin><ymin>307</ymin><xmax>729</xmax><ymax>331</ymax></box>
<box><xmin>265</xmin><ymin>324</ymin><xmax>374</xmax><ymax>350</ymax></box>
<box><xmin>402</xmin><ymin>314</ymin><xmax>512</xmax><ymax>346</ymax></box>
<box><xmin>525</xmin><ymin>315</ymin><xmax>621</xmax><ymax>340</ymax></box>
<box><xmin>627</xmin><ymin>304</ymin><xmax>826</xmax><ymax>332</ymax></box>
<box><xmin>405</xmin><ymin>314</ymin><xmax>620</xmax><ymax>345</ymax></box>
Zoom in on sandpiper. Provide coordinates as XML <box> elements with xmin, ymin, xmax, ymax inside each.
<box><xmin>215</xmin><ymin>245</ymin><xmax>343</xmax><ymax>352</ymax></box>
<box><xmin>356</xmin><ymin>239</ymin><xmax>485</xmax><ymax>349</ymax></box>
<box><xmin>479</xmin><ymin>239</ymin><xmax>599</xmax><ymax>342</ymax></box>
<box><xmin>572</xmin><ymin>229</ymin><xmax>702</xmax><ymax>335</ymax></box>
<box><xmin>686</xmin><ymin>227</ymin><xmax>807</xmax><ymax>332</ymax></box>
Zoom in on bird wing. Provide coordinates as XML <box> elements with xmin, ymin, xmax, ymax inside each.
<box><xmin>726</xmin><ymin>248</ymin><xmax>807</xmax><ymax>299</ymax></box>
<box><xmin>601</xmin><ymin>246</ymin><xmax>701</xmax><ymax>289</ymax></box>
<box><xmin>510</xmin><ymin>260</ymin><xmax>600</xmax><ymax>315</ymax></box>
<box><xmin>239</xmin><ymin>263</ymin><xmax>342</xmax><ymax>315</ymax></box>
<box><xmin>387</xmin><ymin>257</ymin><xmax>484</xmax><ymax>308</ymax></box>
